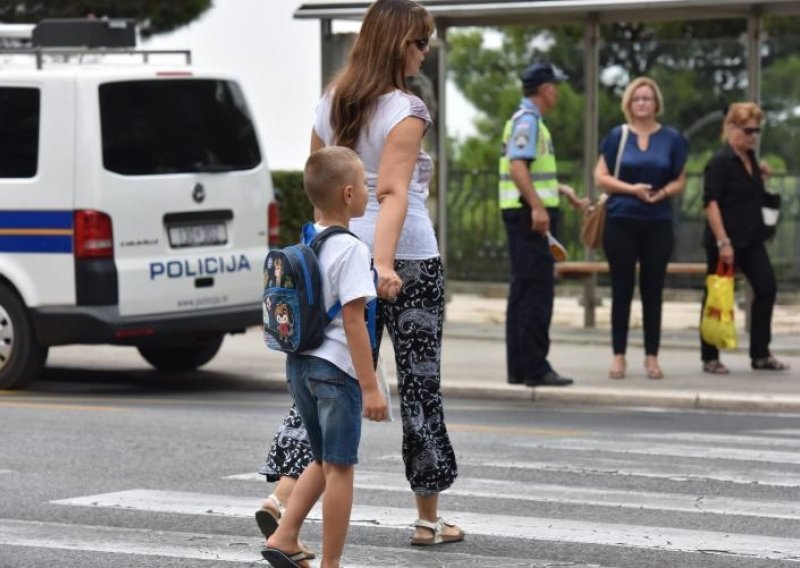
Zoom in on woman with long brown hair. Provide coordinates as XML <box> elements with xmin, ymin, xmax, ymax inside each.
<box><xmin>258</xmin><ymin>2</ymin><xmax>462</xmax><ymax>565</ymax></box>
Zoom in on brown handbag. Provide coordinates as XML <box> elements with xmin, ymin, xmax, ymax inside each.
<box><xmin>580</xmin><ymin>193</ymin><xmax>608</xmax><ymax>249</ymax></box>
<box><xmin>581</xmin><ymin>125</ymin><xmax>629</xmax><ymax>250</ymax></box>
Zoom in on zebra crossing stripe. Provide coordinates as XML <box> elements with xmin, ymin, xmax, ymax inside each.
<box><xmin>632</xmin><ymin>431</ymin><xmax>800</xmax><ymax>448</ymax></box>
<box><xmin>226</xmin><ymin>470</ymin><xmax>799</xmax><ymax>520</ymax></box>
<box><xmin>515</xmin><ymin>438</ymin><xmax>800</xmax><ymax>465</ymax></box>
<box><xmin>373</xmin><ymin>453</ymin><xmax>800</xmax><ymax>488</ymax></box>
<box><xmin>0</xmin><ymin>518</ymin><xmax>602</xmax><ymax>568</ymax></box>
<box><xmin>51</xmin><ymin>489</ymin><xmax>800</xmax><ymax>561</ymax></box>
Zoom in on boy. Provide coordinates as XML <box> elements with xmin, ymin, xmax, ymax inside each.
<box><xmin>263</xmin><ymin>146</ymin><xmax>388</xmax><ymax>568</ymax></box>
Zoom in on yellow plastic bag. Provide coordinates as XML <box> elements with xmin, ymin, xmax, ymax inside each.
<box><xmin>700</xmin><ymin>262</ymin><xmax>737</xmax><ymax>350</ymax></box>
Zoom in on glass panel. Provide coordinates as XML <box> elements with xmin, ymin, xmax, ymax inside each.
<box><xmin>100</xmin><ymin>79</ymin><xmax>261</xmax><ymax>176</ymax></box>
<box><xmin>0</xmin><ymin>87</ymin><xmax>40</xmax><ymax>179</ymax></box>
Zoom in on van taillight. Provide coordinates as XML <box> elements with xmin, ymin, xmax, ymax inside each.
<box><xmin>267</xmin><ymin>201</ymin><xmax>280</xmax><ymax>248</ymax></box>
<box><xmin>74</xmin><ymin>210</ymin><xmax>114</xmax><ymax>258</ymax></box>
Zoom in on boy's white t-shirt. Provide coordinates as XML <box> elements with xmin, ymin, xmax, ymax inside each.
<box><xmin>304</xmin><ymin>224</ymin><xmax>376</xmax><ymax>380</ymax></box>
<box><xmin>313</xmin><ymin>90</ymin><xmax>439</xmax><ymax>260</ymax></box>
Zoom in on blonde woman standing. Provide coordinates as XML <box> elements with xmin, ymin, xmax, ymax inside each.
<box><xmin>594</xmin><ymin>77</ymin><xmax>689</xmax><ymax>380</ymax></box>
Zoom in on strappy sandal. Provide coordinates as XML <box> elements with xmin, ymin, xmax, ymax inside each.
<box><xmin>702</xmin><ymin>360</ymin><xmax>729</xmax><ymax>375</ymax></box>
<box><xmin>255</xmin><ymin>493</ymin><xmax>284</xmax><ymax>539</ymax></box>
<box><xmin>645</xmin><ymin>363</ymin><xmax>664</xmax><ymax>380</ymax></box>
<box><xmin>751</xmin><ymin>356</ymin><xmax>790</xmax><ymax>371</ymax></box>
<box><xmin>410</xmin><ymin>517</ymin><xmax>465</xmax><ymax>546</ymax></box>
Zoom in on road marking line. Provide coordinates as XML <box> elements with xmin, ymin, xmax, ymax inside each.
<box><xmin>374</xmin><ymin>453</ymin><xmax>800</xmax><ymax>488</ymax></box>
<box><xmin>0</xmin><ymin>518</ymin><xmax>602</xmax><ymax>567</ymax></box>
<box><xmin>51</xmin><ymin>489</ymin><xmax>800</xmax><ymax>561</ymax></box>
<box><xmin>633</xmin><ymin>431</ymin><xmax>800</xmax><ymax>448</ymax></box>
<box><xmin>749</xmin><ymin>428</ymin><xmax>800</xmax><ymax>437</ymax></box>
<box><xmin>226</xmin><ymin>470</ymin><xmax>799</xmax><ymax>520</ymax></box>
<box><xmin>517</xmin><ymin>438</ymin><xmax>800</xmax><ymax>465</ymax></box>
<box><xmin>448</xmin><ymin>423</ymin><xmax>585</xmax><ymax>436</ymax></box>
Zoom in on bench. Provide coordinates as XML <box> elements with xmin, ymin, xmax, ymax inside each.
<box><xmin>554</xmin><ymin>261</ymin><xmax>707</xmax><ymax>327</ymax></box>
<box><xmin>555</xmin><ymin>261</ymin><xmax>706</xmax><ymax>279</ymax></box>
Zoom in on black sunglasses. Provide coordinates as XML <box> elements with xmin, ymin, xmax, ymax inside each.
<box><xmin>412</xmin><ymin>38</ymin><xmax>430</xmax><ymax>51</ymax></box>
<box><xmin>739</xmin><ymin>126</ymin><xmax>761</xmax><ymax>135</ymax></box>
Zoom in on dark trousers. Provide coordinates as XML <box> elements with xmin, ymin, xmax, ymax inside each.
<box><xmin>701</xmin><ymin>242</ymin><xmax>776</xmax><ymax>362</ymax></box>
<box><xmin>603</xmin><ymin>217</ymin><xmax>673</xmax><ymax>356</ymax></box>
<box><xmin>502</xmin><ymin>207</ymin><xmax>559</xmax><ymax>382</ymax></box>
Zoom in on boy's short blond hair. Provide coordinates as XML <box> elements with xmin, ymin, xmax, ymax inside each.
<box><xmin>304</xmin><ymin>146</ymin><xmax>361</xmax><ymax>209</ymax></box>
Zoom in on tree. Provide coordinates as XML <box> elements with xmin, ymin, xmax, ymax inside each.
<box><xmin>447</xmin><ymin>18</ymin><xmax>800</xmax><ymax>172</ymax></box>
<box><xmin>0</xmin><ymin>1</ymin><xmax>212</xmax><ymax>36</ymax></box>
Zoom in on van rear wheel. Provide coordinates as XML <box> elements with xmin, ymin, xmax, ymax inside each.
<box><xmin>0</xmin><ymin>284</ymin><xmax>48</xmax><ymax>389</ymax></box>
<box><xmin>137</xmin><ymin>334</ymin><xmax>224</xmax><ymax>372</ymax></box>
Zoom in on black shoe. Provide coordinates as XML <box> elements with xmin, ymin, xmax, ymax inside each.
<box><xmin>524</xmin><ymin>371</ymin><xmax>574</xmax><ymax>387</ymax></box>
<box><xmin>508</xmin><ymin>375</ymin><xmax>525</xmax><ymax>384</ymax></box>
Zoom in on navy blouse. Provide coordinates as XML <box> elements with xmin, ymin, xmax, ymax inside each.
<box><xmin>600</xmin><ymin>125</ymin><xmax>689</xmax><ymax>222</ymax></box>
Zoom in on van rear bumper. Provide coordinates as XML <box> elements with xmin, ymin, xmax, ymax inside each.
<box><xmin>31</xmin><ymin>304</ymin><xmax>261</xmax><ymax>346</ymax></box>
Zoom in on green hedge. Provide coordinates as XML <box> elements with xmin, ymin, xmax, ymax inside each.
<box><xmin>272</xmin><ymin>170</ymin><xmax>312</xmax><ymax>246</ymax></box>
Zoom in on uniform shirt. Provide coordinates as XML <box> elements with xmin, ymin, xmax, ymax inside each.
<box><xmin>506</xmin><ymin>98</ymin><xmax>542</xmax><ymax>162</ymax></box>
<box><xmin>313</xmin><ymin>90</ymin><xmax>439</xmax><ymax>261</ymax></box>
<box><xmin>702</xmin><ymin>144</ymin><xmax>767</xmax><ymax>249</ymax></box>
<box><xmin>600</xmin><ymin>125</ymin><xmax>688</xmax><ymax>221</ymax></box>
<box><xmin>304</xmin><ymin>223</ymin><xmax>376</xmax><ymax>380</ymax></box>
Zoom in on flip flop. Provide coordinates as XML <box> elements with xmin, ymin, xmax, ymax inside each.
<box><xmin>410</xmin><ymin>517</ymin><xmax>465</xmax><ymax>546</ymax></box>
<box><xmin>261</xmin><ymin>547</ymin><xmax>314</xmax><ymax>568</ymax></box>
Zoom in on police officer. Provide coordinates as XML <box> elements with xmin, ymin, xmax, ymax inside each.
<box><xmin>499</xmin><ymin>62</ymin><xmax>586</xmax><ymax>387</ymax></box>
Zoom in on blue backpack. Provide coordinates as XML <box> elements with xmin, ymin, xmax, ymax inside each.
<box><xmin>262</xmin><ymin>223</ymin><xmax>376</xmax><ymax>353</ymax></box>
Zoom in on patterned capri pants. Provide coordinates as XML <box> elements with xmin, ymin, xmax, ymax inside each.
<box><xmin>260</xmin><ymin>257</ymin><xmax>457</xmax><ymax>495</ymax></box>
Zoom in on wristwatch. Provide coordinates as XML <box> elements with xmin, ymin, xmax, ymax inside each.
<box><xmin>716</xmin><ymin>238</ymin><xmax>731</xmax><ymax>249</ymax></box>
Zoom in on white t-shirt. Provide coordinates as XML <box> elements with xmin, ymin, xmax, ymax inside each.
<box><xmin>304</xmin><ymin>224</ymin><xmax>376</xmax><ymax>380</ymax></box>
<box><xmin>313</xmin><ymin>90</ymin><xmax>439</xmax><ymax>260</ymax></box>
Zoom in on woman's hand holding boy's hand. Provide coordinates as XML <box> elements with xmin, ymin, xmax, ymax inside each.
<box><xmin>375</xmin><ymin>265</ymin><xmax>403</xmax><ymax>300</ymax></box>
<box><xmin>362</xmin><ymin>384</ymin><xmax>388</xmax><ymax>422</ymax></box>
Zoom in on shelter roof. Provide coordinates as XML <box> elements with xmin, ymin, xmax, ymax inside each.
<box><xmin>295</xmin><ymin>0</ymin><xmax>800</xmax><ymax>25</ymax></box>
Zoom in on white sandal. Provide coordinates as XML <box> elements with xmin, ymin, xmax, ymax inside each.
<box><xmin>255</xmin><ymin>493</ymin><xmax>283</xmax><ymax>538</ymax></box>
<box><xmin>410</xmin><ymin>517</ymin><xmax>465</xmax><ymax>546</ymax></box>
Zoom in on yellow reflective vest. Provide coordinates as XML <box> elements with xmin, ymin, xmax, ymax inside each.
<box><xmin>498</xmin><ymin>109</ymin><xmax>560</xmax><ymax>210</ymax></box>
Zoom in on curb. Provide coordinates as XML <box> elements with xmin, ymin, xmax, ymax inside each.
<box><xmin>440</xmin><ymin>383</ymin><xmax>800</xmax><ymax>413</ymax></box>
<box><xmin>260</xmin><ymin>375</ymin><xmax>800</xmax><ymax>414</ymax></box>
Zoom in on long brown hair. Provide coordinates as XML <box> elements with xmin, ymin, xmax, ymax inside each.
<box><xmin>329</xmin><ymin>0</ymin><xmax>434</xmax><ymax>149</ymax></box>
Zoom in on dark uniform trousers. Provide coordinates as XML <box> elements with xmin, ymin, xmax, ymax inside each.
<box><xmin>502</xmin><ymin>206</ymin><xmax>560</xmax><ymax>383</ymax></box>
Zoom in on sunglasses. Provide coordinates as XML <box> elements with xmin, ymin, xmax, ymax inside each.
<box><xmin>411</xmin><ymin>37</ymin><xmax>430</xmax><ymax>51</ymax></box>
<box><xmin>739</xmin><ymin>126</ymin><xmax>761</xmax><ymax>135</ymax></box>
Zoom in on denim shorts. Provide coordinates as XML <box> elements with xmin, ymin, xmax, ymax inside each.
<box><xmin>286</xmin><ymin>354</ymin><xmax>362</xmax><ymax>465</ymax></box>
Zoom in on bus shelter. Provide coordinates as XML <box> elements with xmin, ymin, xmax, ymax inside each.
<box><xmin>295</xmin><ymin>0</ymin><xmax>800</xmax><ymax>325</ymax></box>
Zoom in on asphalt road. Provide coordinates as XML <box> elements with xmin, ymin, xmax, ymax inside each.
<box><xmin>1</xmin><ymin>355</ymin><xmax>799</xmax><ymax>567</ymax></box>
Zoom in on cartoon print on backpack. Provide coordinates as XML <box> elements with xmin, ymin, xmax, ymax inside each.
<box><xmin>266</xmin><ymin>257</ymin><xmax>294</xmax><ymax>289</ymax></box>
<box><xmin>274</xmin><ymin>303</ymin><xmax>294</xmax><ymax>343</ymax></box>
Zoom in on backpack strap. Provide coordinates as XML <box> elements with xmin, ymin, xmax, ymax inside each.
<box><xmin>300</xmin><ymin>222</ymin><xmax>380</xmax><ymax>348</ymax></box>
<box><xmin>300</xmin><ymin>222</ymin><xmax>357</xmax><ymax>321</ymax></box>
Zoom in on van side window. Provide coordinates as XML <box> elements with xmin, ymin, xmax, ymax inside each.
<box><xmin>99</xmin><ymin>79</ymin><xmax>261</xmax><ymax>176</ymax></box>
<box><xmin>0</xmin><ymin>88</ymin><xmax>40</xmax><ymax>179</ymax></box>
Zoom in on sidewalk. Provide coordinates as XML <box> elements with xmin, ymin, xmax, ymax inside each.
<box><xmin>423</xmin><ymin>293</ymin><xmax>800</xmax><ymax>413</ymax></box>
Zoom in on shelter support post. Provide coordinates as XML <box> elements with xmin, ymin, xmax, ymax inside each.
<box><xmin>581</xmin><ymin>14</ymin><xmax>600</xmax><ymax>328</ymax></box>
<box><xmin>745</xmin><ymin>8</ymin><xmax>763</xmax><ymax>333</ymax></box>
<box><xmin>437</xmin><ymin>23</ymin><xmax>449</xmax><ymax>277</ymax></box>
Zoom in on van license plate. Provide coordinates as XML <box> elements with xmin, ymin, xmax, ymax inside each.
<box><xmin>168</xmin><ymin>223</ymin><xmax>228</xmax><ymax>248</ymax></box>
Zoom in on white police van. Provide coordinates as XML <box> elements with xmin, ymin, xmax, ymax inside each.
<box><xmin>0</xmin><ymin>19</ymin><xmax>278</xmax><ymax>388</ymax></box>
